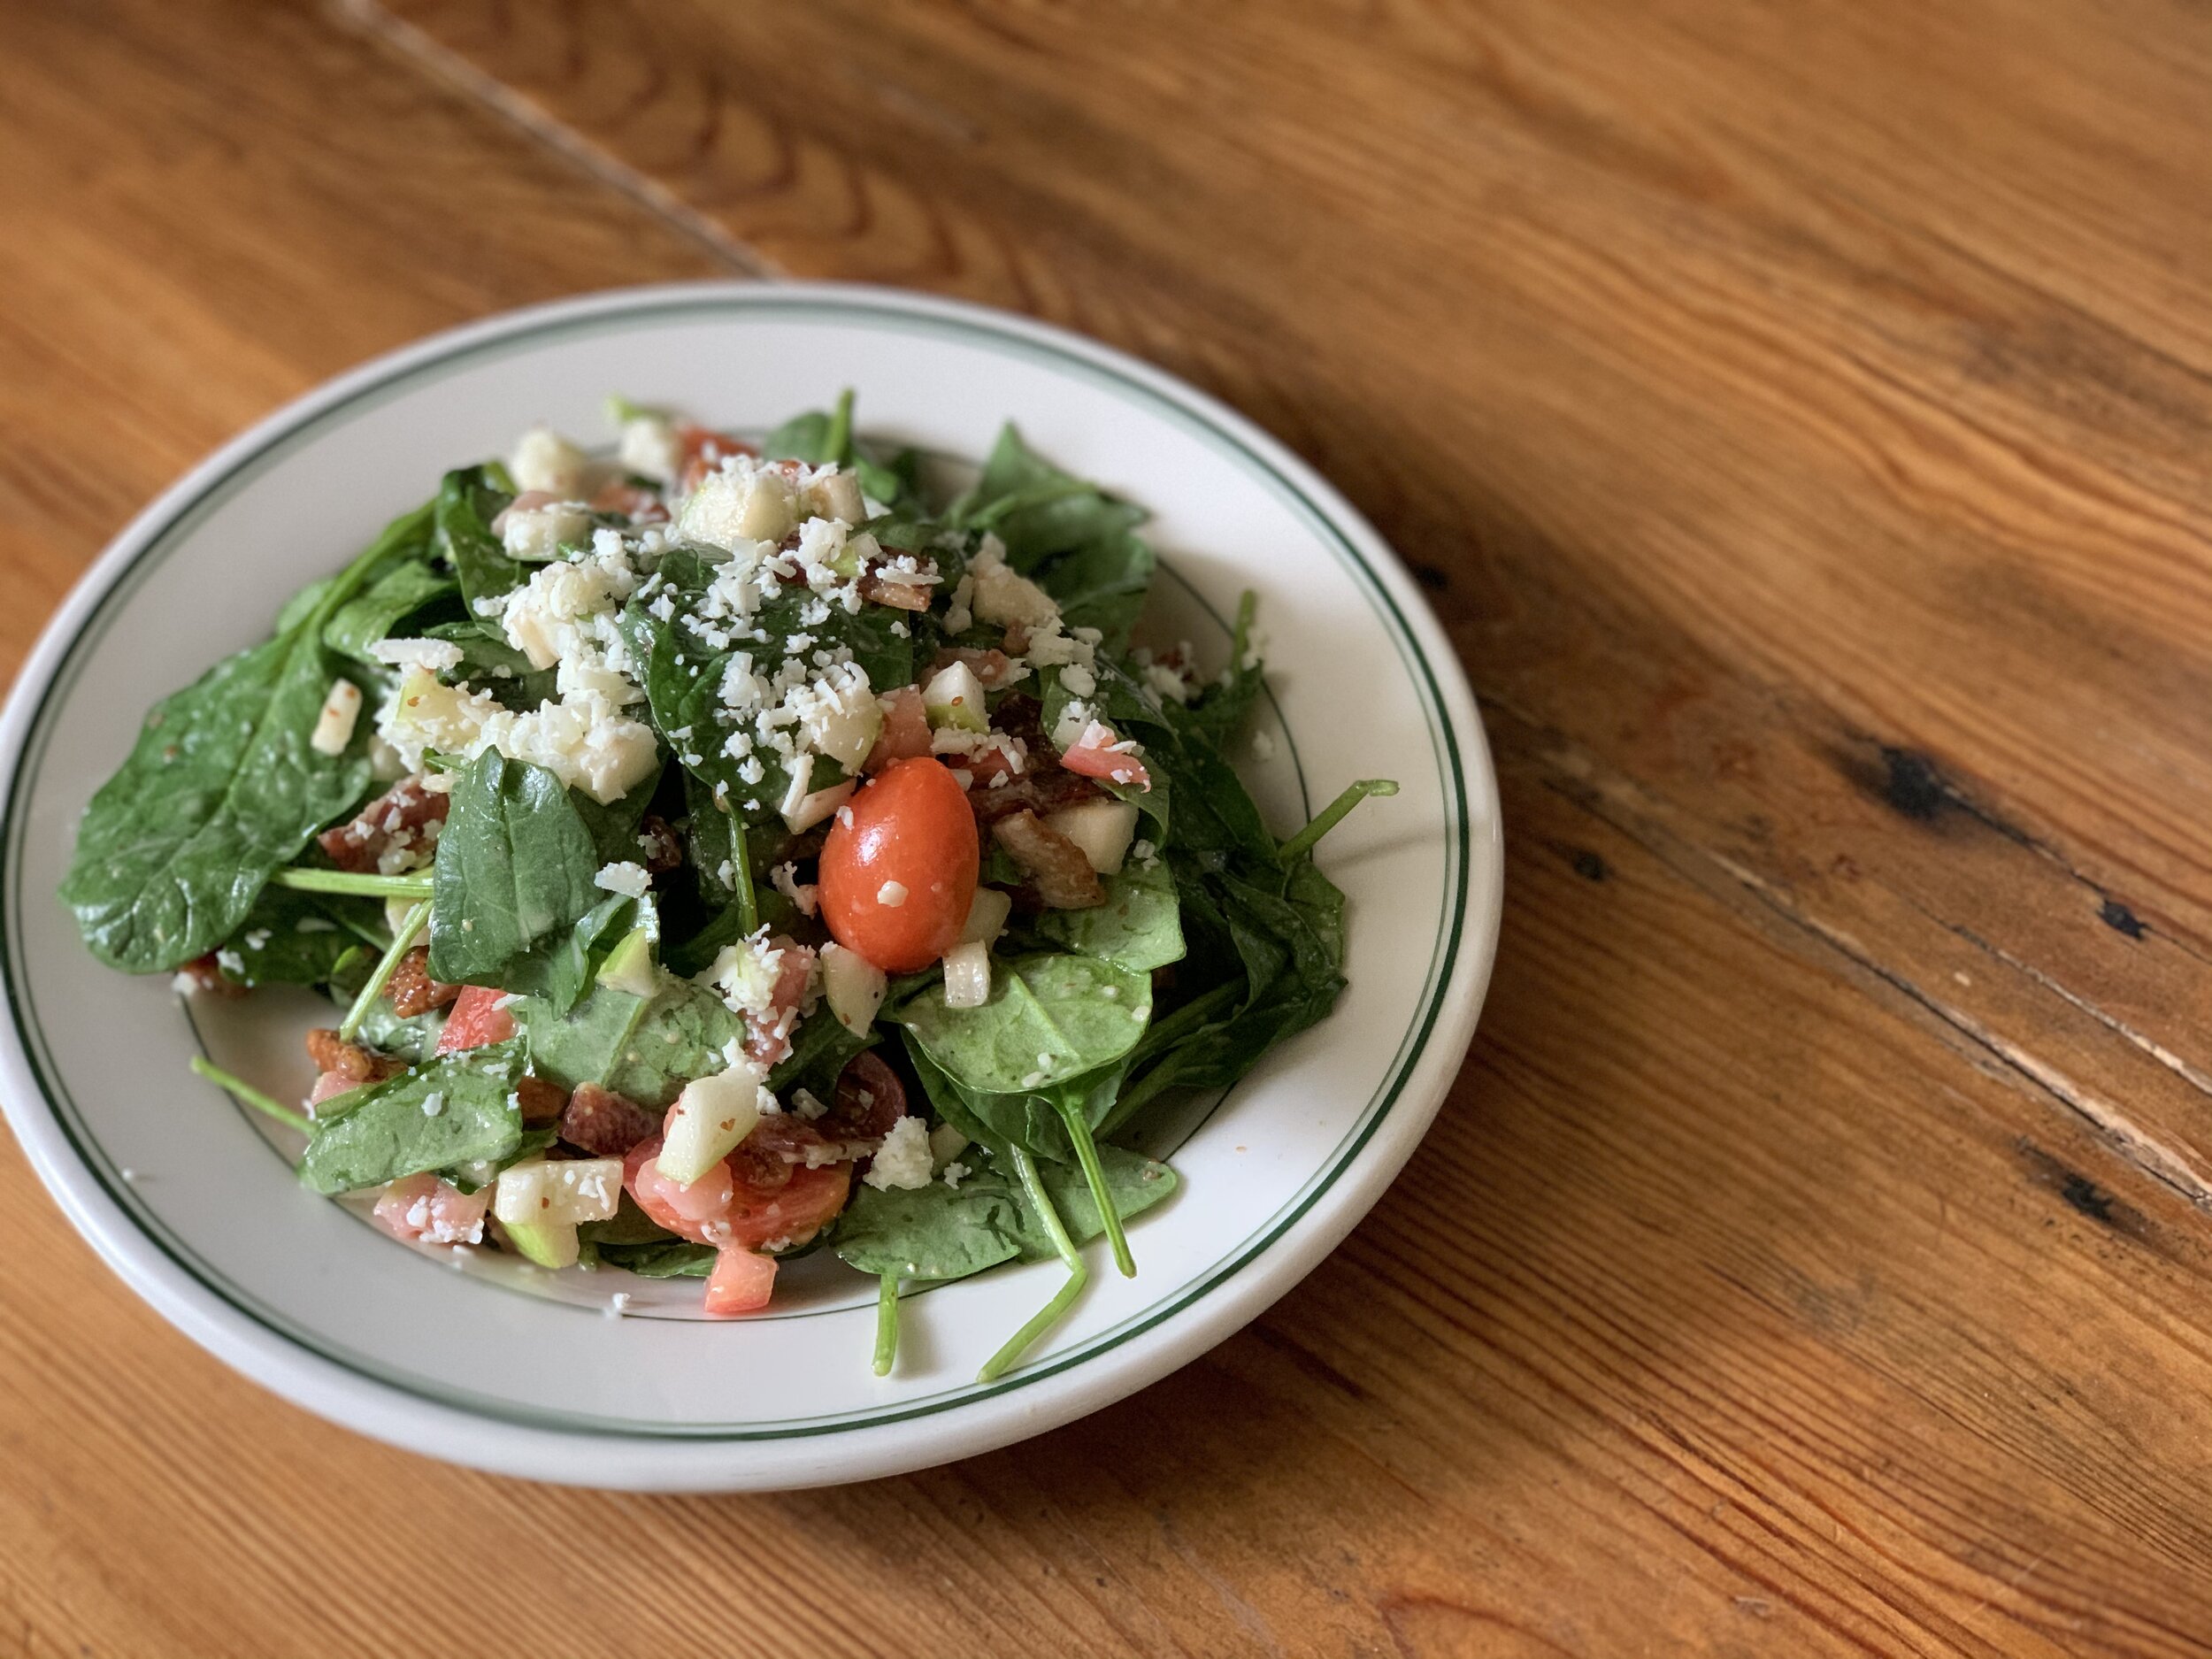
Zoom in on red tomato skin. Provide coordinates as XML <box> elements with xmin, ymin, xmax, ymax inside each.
<box><xmin>703</xmin><ymin>1248</ymin><xmax>778</xmax><ymax>1315</ymax></box>
<box><xmin>434</xmin><ymin>985</ymin><xmax>515</xmax><ymax>1054</ymax></box>
<box><xmin>817</xmin><ymin>758</ymin><xmax>979</xmax><ymax>972</ymax></box>
<box><xmin>725</xmin><ymin>1163</ymin><xmax>852</xmax><ymax>1250</ymax></box>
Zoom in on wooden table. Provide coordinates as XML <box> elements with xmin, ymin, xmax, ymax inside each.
<box><xmin>4</xmin><ymin>2</ymin><xmax>2208</xmax><ymax>1653</ymax></box>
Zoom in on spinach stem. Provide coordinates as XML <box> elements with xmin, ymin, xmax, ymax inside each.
<box><xmin>873</xmin><ymin>1272</ymin><xmax>901</xmax><ymax>1377</ymax></box>
<box><xmin>338</xmin><ymin>899</ymin><xmax>429</xmax><ymax>1043</ymax></box>
<box><xmin>732</xmin><ymin>817</ymin><xmax>758</xmax><ymax>937</ymax></box>
<box><xmin>189</xmin><ymin>1056</ymin><xmax>312</xmax><ymax>1135</ymax></box>
<box><xmin>273</xmin><ymin>869</ymin><xmax>434</xmax><ymax>900</ymax></box>
<box><xmin>826</xmin><ymin>388</ymin><xmax>856</xmax><ymax>465</ymax></box>
<box><xmin>977</xmin><ymin>1148</ymin><xmax>1088</xmax><ymax>1383</ymax></box>
<box><xmin>1278</xmin><ymin>778</ymin><xmax>1400</xmax><ymax>865</ymax></box>
<box><xmin>1056</xmin><ymin>1101</ymin><xmax>1135</xmax><ymax>1278</ymax></box>
<box><xmin>1229</xmin><ymin>588</ymin><xmax>1258</xmax><ymax>671</ymax></box>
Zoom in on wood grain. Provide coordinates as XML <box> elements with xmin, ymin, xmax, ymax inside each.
<box><xmin>1</xmin><ymin>0</ymin><xmax>2209</xmax><ymax>1653</ymax></box>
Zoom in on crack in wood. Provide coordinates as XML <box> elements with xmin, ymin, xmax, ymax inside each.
<box><xmin>328</xmin><ymin>0</ymin><xmax>782</xmax><ymax>280</ymax></box>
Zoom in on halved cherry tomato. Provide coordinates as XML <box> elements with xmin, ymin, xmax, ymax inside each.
<box><xmin>624</xmin><ymin>1134</ymin><xmax>853</xmax><ymax>1254</ymax></box>
<box><xmin>675</xmin><ymin>424</ymin><xmax>760</xmax><ymax>491</ymax></box>
<box><xmin>434</xmin><ymin>984</ymin><xmax>514</xmax><ymax>1054</ymax></box>
<box><xmin>818</xmin><ymin>758</ymin><xmax>979</xmax><ymax>972</ymax></box>
<box><xmin>725</xmin><ymin>1162</ymin><xmax>852</xmax><ymax>1250</ymax></box>
<box><xmin>703</xmin><ymin>1247</ymin><xmax>778</xmax><ymax>1315</ymax></box>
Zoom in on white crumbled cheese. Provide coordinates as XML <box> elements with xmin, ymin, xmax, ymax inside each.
<box><xmin>803</xmin><ymin>467</ymin><xmax>865</xmax><ymax>525</ymax></box>
<box><xmin>1051</xmin><ymin>698</ymin><xmax>1097</xmax><ymax>751</ymax></box>
<box><xmin>310</xmin><ymin>678</ymin><xmax>363</xmax><ymax>757</ymax></box>
<box><xmin>703</xmin><ymin>927</ymin><xmax>795</xmax><ymax>1021</ymax></box>
<box><xmin>679</xmin><ymin>456</ymin><xmax>797</xmax><ymax>549</ymax></box>
<box><xmin>1141</xmin><ymin>661</ymin><xmax>1193</xmax><ymax>705</ymax></box>
<box><xmin>604</xmin><ymin>1291</ymin><xmax>633</xmax><ymax>1318</ymax></box>
<box><xmin>510</xmin><ymin>426</ymin><xmax>593</xmax><ymax>495</ymax></box>
<box><xmin>171</xmin><ymin>971</ymin><xmax>200</xmax><ymax>996</ymax></box>
<box><xmin>242</xmin><ymin>928</ymin><xmax>272</xmax><ymax>952</ymax></box>
<box><xmin>942</xmin><ymin>572</ymin><xmax>975</xmax><ymax>636</ymax></box>
<box><xmin>594</xmin><ymin>860</ymin><xmax>651</xmax><ymax>900</ymax></box>
<box><xmin>420</xmin><ymin>1091</ymin><xmax>444</xmax><ymax>1118</ymax></box>
<box><xmin>941</xmin><ymin>1162</ymin><xmax>972</xmax><ymax>1189</ymax></box>
<box><xmin>967</xmin><ymin>539</ymin><xmax>1057</xmax><ymax>629</ymax></box>
<box><xmin>792</xmin><ymin>1087</ymin><xmax>829</xmax><ymax>1121</ymax></box>
<box><xmin>783</xmin><ymin>659</ymin><xmax>880</xmax><ymax>771</ymax></box>
<box><xmin>475</xmin><ymin>695</ymin><xmax>658</xmax><ymax>805</ymax></box>
<box><xmin>1059</xmin><ymin>662</ymin><xmax>1097</xmax><ymax>697</ymax></box>
<box><xmin>502</xmin><ymin>500</ymin><xmax>593</xmax><ymax>562</ymax></box>
<box><xmin>501</xmin><ymin>538</ymin><xmax>640</xmax><ymax>673</ymax></box>
<box><xmin>1251</xmin><ymin>729</ymin><xmax>1278</xmax><ymax>761</ymax></box>
<box><xmin>618</xmin><ymin>412</ymin><xmax>684</xmax><ymax>484</ymax></box>
<box><xmin>1131</xmin><ymin>839</ymin><xmax>1156</xmax><ymax>863</ymax></box>
<box><xmin>877</xmin><ymin>880</ymin><xmax>909</xmax><ymax>908</ymax></box>
<box><xmin>770</xmin><ymin>861</ymin><xmax>820</xmax><ymax>918</ymax></box>
<box><xmin>367</xmin><ymin>637</ymin><xmax>466</xmax><ymax>675</ymax></box>
<box><xmin>296</xmin><ymin>917</ymin><xmax>337</xmax><ymax>933</ymax></box>
<box><xmin>1019</xmin><ymin>1070</ymin><xmax>1046</xmax><ymax>1090</ymax></box>
<box><xmin>864</xmin><ymin>1116</ymin><xmax>935</xmax><ymax>1192</ymax></box>
<box><xmin>215</xmin><ymin>949</ymin><xmax>245</xmax><ymax>976</ymax></box>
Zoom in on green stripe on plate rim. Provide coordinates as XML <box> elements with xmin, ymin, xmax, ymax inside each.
<box><xmin>1</xmin><ymin>290</ymin><xmax>1472</xmax><ymax>1440</ymax></box>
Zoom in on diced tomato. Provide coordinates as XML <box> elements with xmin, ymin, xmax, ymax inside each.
<box><xmin>818</xmin><ymin>758</ymin><xmax>979</xmax><ymax>972</ymax></box>
<box><xmin>703</xmin><ymin>1247</ymin><xmax>778</xmax><ymax>1316</ymax></box>
<box><xmin>434</xmin><ymin>984</ymin><xmax>515</xmax><ymax>1054</ymax></box>
<box><xmin>1060</xmin><ymin>721</ymin><xmax>1151</xmax><ymax>790</ymax></box>
<box><xmin>947</xmin><ymin>739</ymin><xmax>1024</xmax><ymax>789</ymax></box>
<box><xmin>590</xmin><ymin>478</ymin><xmax>669</xmax><ymax>522</ymax></box>
<box><xmin>310</xmin><ymin>1070</ymin><xmax>364</xmax><ymax>1108</ymax></box>
<box><xmin>624</xmin><ymin>1136</ymin><xmax>736</xmax><ymax>1244</ymax></box>
<box><xmin>373</xmin><ymin>1172</ymin><xmax>489</xmax><ymax>1246</ymax></box>
<box><xmin>864</xmin><ymin>687</ymin><xmax>933</xmax><ymax>772</ymax></box>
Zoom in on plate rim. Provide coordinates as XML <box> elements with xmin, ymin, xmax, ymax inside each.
<box><xmin>0</xmin><ymin>280</ymin><xmax>1502</xmax><ymax>1489</ymax></box>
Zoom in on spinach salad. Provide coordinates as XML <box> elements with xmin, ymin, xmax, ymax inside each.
<box><xmin>61</xmin><ymin>396</ymin><xmax>1394</xmax><ymax>1379</ymax></box>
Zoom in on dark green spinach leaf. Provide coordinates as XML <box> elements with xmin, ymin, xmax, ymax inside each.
<box><xmin>299</xmin><ymin>1040</ymin><xmax>525</xmax><ymax>1194</ymax></box>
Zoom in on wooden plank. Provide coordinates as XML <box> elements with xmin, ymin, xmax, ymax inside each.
<box><xmin>374</xmin><ymin>0</ymin><xmax>2212</xmax><ymax>1210</ymax></box>
<box><xmin>0</xmin><ymin>0</ymin><xmax>2207</xmax><ymax>1654</ymax></box>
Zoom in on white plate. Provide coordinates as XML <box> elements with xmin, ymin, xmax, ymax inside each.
<box><xmin>0</xmin><ymin>283</ymin><xmax>1502</xmax><ymax>1490</ymax></box>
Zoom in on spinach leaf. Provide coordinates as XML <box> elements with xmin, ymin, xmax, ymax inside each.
<box><xmin>833</xmin><ymin>1144</ymin><xmax>1176</xmax><ymax>1279</ymax></box>
<box><xmin>763</xmin><ymin>388</ymin><xmax>918</xmax><ymax>510</ymax></box>
<box><xmin>619</xmin><ymin>547</ymin><xmax>911</xmax><ymax>828</ymax></box>
<box><xmin>323</xmin><ymin>561</ymin><xmax>457</xmax><ymax>666</ymax></box>
<box><xmin>327</xmin><ymin>946</ymin><xmax>447</xmax><ymax>1063</ymax></box>
<box><xmin>426</xmin><ymin>750</ymin><xmax>602</xmax><ymax>989</ymax></box>
<box><xmin>1179</xmin><ymin>591</ymin><xmax>1264</xmax><ymax>752</ymax></box>
<box><xmin>434</xmin><ymin>464</ymin><xmax>522</xmax><ymax>618</ymax></box>
<box><xmin>60</xmin><ymin>501</ymin><xmax>433</xmax><ymax>972</ymax></box>
<box><xmin>514</xmin><ymin>975</ymin><xmax>740</xmax><ymax>1110</ymax></box>
<box><xmin>571</xmin><ymin>772</ymin><xmax>662</xmax><ymax>868</ymax></box>
<box><xmin>594</xmin><ymin>1240</ymin><xmax>717</xmax><ymax>1279</ymax></box>
<box><xmin>767</xmin><ymin>1006</ymin><xmax>872</xmax><ymax>1102</ymax></box>
<box><xmin>1036</xmin><ymin>857</ymin><xmax>1185</xmax><ymax>972</ymax></box>
<box><xmin>579</xmin><ymin>1194</ymin><xmax>678</xmax><ymax>1248</ymax></box>
<box><xmin>950</xmin><ymin>424</ymin><xmax>1154</xmax><ymax>648</ymax></box>
<box><xmin>421</xmin><ymin>622</ymin><xmax>557</xmax><ymax>712</ymax></box>
<box><xmin>213</xmin><ymin>885</ymin><xmax>379</xmax><ymax>988</ymax></box>
<box><xmin>299</xmin><ymin>1040</ymin><xmax>524</xmax><ymax>1194</ymax></box>
<box><xmin>904</xmin><ymin>1041</ymin><xmax>1131</xmax><ymax>1161</ymax></box>
<box><xmin>894</xmin><ymin>952</ymin><xmax>1152</xmax><ymax>1097</ymax></box>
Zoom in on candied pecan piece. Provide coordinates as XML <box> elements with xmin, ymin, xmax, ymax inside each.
<box><xmin>318</xmin><ymin>775</ymin><xmax>450</xmax><ymax>874</ymax></box>
<box><xmin>635</xmin><ymin>814</ymin><xmax>685</xmax><ymax>875</ymax></box>
<box><xmin>557</xmin><ymin>1082</ymin><xmax>659</xmax><ymax>1157</ymax></box>
<box><xmin>857</xmin><ymin>570</ymin><xmax>933</xmax><ymax>611</ymax></box>
<box><xmin>384</xmin><ymin>949</ymin><xmax>461</xmax><ymax>1018</ymax></box>
<box><xmin>992</xmin><ymin>810</ymin><xmax>1105</xmax><ymax>910</ymax></box>
<box><xmin>304</xmin><ymin>1027</ymin><xmax>407</xmax><ymax>1084</ymax></box>
<box><xmin>512</xmin><ymin>1074</ymin><xmax>569</xmax><ymax>1125</ymax></box>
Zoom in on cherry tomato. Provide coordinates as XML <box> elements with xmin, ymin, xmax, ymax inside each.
<box><xmin>818</xmin><ymin>757</ymin><xmax>979</xmax><ymax>972</ymax></box>
<box><xmin>434</xmin><ymin>984</ymin><xmax>515</xmax><ymax>1054</ymax></box>
<box><xmin>724</xmin><ymin>1162</ymin><xmax>852</xmax><ymax>1250</ymax></box>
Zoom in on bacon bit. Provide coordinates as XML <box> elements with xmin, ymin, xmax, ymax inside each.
<box><xmin>319</xmin><ymin>775</ymin><xmax>450</xmax><ymax>874</ymax></box>
<box><xmin>385</xmin><ymin>949</ymin><xmax>462</xmax><ymax>1018</ymax></box>
<box><xmin>558</xmin><ymin>1082</ymin><xmax>659</xmax><ymax>1156</ymax></box>
<box><xmin>1001</xmin><ymin>622</ymin><xmax>1032</xmax><ymax>656</ymax></box>
<box><xmin>857</xmin><ymin>571</ymin><xmax>932</xmax><ymax>611</ymax></box>
<box><xmin>676</xmin><ymin>424</ymin><xmax>760</xmax><ymax>492</ymax></box>
<box><xmin>305</xmin><ymin>1027</ymin><xmax>407</xmax><ymax>1084</ymax></box>
<box><xmin>865</xmin><ymin>687</ymin><xmax>932</xmax><ymax>772</ymax></box>
<box><xmin>512</xmin><ymin>1075</ymin><xmax>569</xmax><ymax>1125</ymax></box>
<box><xmin>635</xmin><ymin>813</ymin><xmax>685</xmax><ymax>875</ymax></box>
<box><xmin>926</xmin><ymin>647</ymin><xmax>1020</xmax><ymax>688</ymax></box>
<box><xmin>1061</xmin><ymin>721</ymin><xmax>1152</xmax><ymax>791</ymax></box>
<box><xmin>992</xmin><ymin>810</ymin><xmax>1106</xmax><ymax>910</ymax></box>
<box><xmin>174</xmin><ymin>953</ymin><xmax>247</xmax><ymax>997</ymax></box>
